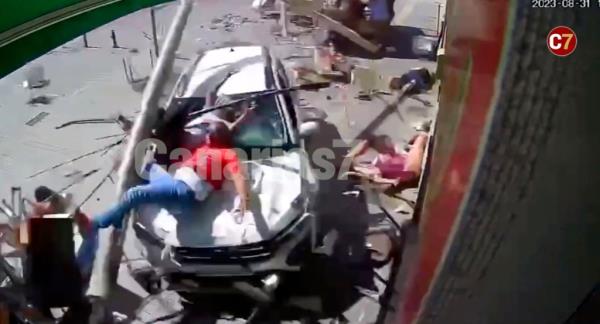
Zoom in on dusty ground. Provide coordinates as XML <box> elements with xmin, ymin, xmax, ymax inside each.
<box><xmin>0</xmin><ymin>0</ymin><xmax>442</xmax><ymax>322</ymax></box>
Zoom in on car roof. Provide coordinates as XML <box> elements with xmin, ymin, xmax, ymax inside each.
<box><xmin>182</xmin><ymin>46</ymin><xmax>271</xmax><ymax>97</ymax></box>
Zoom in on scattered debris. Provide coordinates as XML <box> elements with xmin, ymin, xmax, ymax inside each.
<box><xmin>23</xmin><ymin>65</ymin><xmax>50</xmax><ymax>89</ymax></box>
<box><xmin>25</xmin><ymin>112</ymin><xmax>50</xmax><ymax>126</ymax></box>
<box><xmin>27</xmin><ymin>95</ymin><xmax>54</xmax><ymax>105</ymax></box>
<box><xmin>292</xmin><ymin>66</ymin><xmax>340</xmax><ymax>85</ymax></box>
<box><xmin>55</xmin><ymin>118</ymin><xmax>118</xmax><ymax>130</ymax></box>
<box><xmin>414</xmin><ymin>120</ymin><xmax>432</xmax><ymax>132</ymax></box>
<box><xmin>351</xmin><ymin>65</ymin><xmax>386</xmax><ymax>94</ymax></box>
<box><xmin>96</xmin><ymin>133</ymin><xmax>126</xmax><ymax>140</ymax></box>
<box><xmin>208</xmin><ymin>14</ymin><xmax>257</xmax><ymax>32</ymax></box>
<box><xmin>28</xmin><ymin>137</ymin><xmax>125</xmax><ymax>178</ymax></box>
<box><xmin>290</xmin><ymin>15</ymin><xmax>315</xmax><ymax>28</ymax></box>
<box><xmin>64</xmin><ymin>170</ymin><xmax>83</xmax><ymax>178</ymax></box>
<box><xmin>356</xmin><ymin>91</ymin><xmax>372</xmax><ymax>101</ymax></box>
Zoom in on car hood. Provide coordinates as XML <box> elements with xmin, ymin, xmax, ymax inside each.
<box><xmin>138</xmin><ymin>150</ymin><xmax>309</xmax><ymax>248</ymax></box>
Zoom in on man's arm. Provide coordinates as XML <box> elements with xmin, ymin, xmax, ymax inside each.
<box><xmin>230</xmin><ymin>170</ymin><xmax>249</xmax><ymax>214</ymax></box>
<box><xmin>228</xmin><ymin>106</ymin><xmax>255</xmax><ymax>132</ymax></box>
<box><xmin>224</xmin><ymin>153</ymin><xmax>249</xmax><ymax>215</ymax></box>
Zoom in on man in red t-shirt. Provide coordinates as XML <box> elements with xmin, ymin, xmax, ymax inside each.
<box><xmin>93</xmin><ymin>121</ymin><xmax>248</xmax><ymax>230</ymax></box>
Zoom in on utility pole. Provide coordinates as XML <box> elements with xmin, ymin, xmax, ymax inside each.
<box><xmin>436</xmin><ymin>2</ymin><xmax>442</xmax><ymax>36</ymax></box>
<box><xmin>150</xmin><ymin>7</ymin><xmax>159</xmax><ymax>57</ymax></box>
<box><xmin>280</xmin><ymin>0</ymin><xmax>288</xmax><ymax>37</ymax></box>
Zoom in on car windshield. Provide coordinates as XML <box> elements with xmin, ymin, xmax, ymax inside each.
<box><xmin>228</xmin><ymin>93</ymin><xmax>286</xmax><ymax>148</ymax></box>
<box><xmin>180</xmin><ymin>92</ymin><xmax>287</xmax><ymax>149</ymax></box>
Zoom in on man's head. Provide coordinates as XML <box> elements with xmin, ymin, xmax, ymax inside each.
<box><xmin>205</xmin><ymin>121</ymin><xmax>234</xmax><ymax>148</ymax></box>
<box><xmin>34</xmin><ymin>186</ymin><xmax>55</xmax><ymax>203</ymax></box>
<box><xmin>371</xmin><ymin>135</ymin><xmax>395</xmax><ymax>154</ymax></box>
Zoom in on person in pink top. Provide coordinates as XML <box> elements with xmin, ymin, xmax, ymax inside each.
<box><xmin>345</xmin><ymin>133</ymin><xmax>428</xmax><ymax>190</ymax></box>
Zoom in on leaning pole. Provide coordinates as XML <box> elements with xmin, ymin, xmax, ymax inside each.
<box><xmin>86</xmin><ymin>0</ymin><xmax>194</xmax><ymax>312</ymax></box>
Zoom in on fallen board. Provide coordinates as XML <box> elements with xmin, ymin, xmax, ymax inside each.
<box><xmin>312</xmin><ymin>11</ymin><xmax>381</xmax><ymax>53</ymax></box>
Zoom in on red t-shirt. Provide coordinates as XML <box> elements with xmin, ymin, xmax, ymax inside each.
<box><xmin>182</xmin><ymin>145</ymin><xmax>241</xmax><ymax>190</ymax></box>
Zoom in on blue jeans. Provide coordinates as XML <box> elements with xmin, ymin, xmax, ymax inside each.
<box><xmin>93</xmin><ymin>163</ymin><xmax>196</xmax><ymax>229</ymax></box>
<box><xmin>76</xmin><ymin>230</ymin><xmax>98</xmax><ymax>276</ymax></box>
<box><xmin>77</xmin><ymin>164</ymin><xmax>195</xmax><ymax>275</ymax></box>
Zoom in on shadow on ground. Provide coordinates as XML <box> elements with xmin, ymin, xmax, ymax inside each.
<box><xmin>334</xmin><ymin>25</ymin><xmax>437</xmax><ymax>61</ymax></box>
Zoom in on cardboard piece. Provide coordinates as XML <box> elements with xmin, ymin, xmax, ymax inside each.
<box><xmin>351</xmin><ymin>65</ymin><xmax>388</xmax><ymax>93</ymax></box>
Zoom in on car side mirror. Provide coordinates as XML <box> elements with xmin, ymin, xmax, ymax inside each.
<box><xmin>299</xmin><ymin>121</ymin><xmax>319</xmax><ymax>138</ymax></box>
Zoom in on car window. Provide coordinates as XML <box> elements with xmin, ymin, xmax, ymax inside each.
<box><xmin>276</xmin><ymin>72</ymin><xmax>298</xmax><ymax>129</ymax></box>
<box><xmin>233</xmin><ymin>95</ymin><xmax>285</xmax><ymax>148</ymax></box>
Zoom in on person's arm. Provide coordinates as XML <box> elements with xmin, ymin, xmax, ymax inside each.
<box><xmin>224</xmin><ymin>152</ymin><xmax>249</xmax><ymax>217</ymax></box>
<box><xmin>345</xmin><ymin>139</ymin><xmax>370</xmax><ymax>159</ymax></box>
<box><xmin>228</xmin><ymin>107</ymin><xmax>254</xmax><ymax>132</ymax></box>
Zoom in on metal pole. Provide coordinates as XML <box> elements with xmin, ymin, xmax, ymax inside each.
<box><xmin>280</xmin><ymin>0</ymin><xmax>288</xmax><ymax>37</ymax></box>
<box><xmin>122</xmin><ymin>58</ymin><xmax>130</xmax><ymax>83</ymax></box>
<box><xmin>83</xmin><ymin>33</ymin><xmax>89</xmax><ymax>48</ymax></box>
<box><xmin>149</xmin><ymin>49</ymin><xmax>154</xmax><ymax>68</ymax></box>
<box><xmin>86</xmin><ymin>0</ymin><xmax>194</xmax><ymax>309</ymax></box>
<box><xmin>111</xmin><ymin>30</ymin><xmax>119</xmax><ymax>48</ymax></box>
<box><xmin>150</xmin><ymin>7</ymin><xmax>160</xmax><ymax>58</ymax></box>
<box><xmin>436</xmin><ymin>3</ymin><xmax>441</xmax><ymax>36</ymax></box>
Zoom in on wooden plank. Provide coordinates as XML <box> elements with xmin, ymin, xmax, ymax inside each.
<box><xmin>312</xmin><ymin>11</ymin><xmax>381</xmax><ymax>53</ymax></box>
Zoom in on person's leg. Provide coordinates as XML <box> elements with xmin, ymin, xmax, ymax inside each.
<box><xmin>75</xmin><ymin>229</ymin><xmax>98</xmax><ymax>277</ymax></box>
<box><xmin>92</xmin><ymin>176</ymin><xmax>193</xmax><ymax>229</ymax></box>
<box><xmin>403</xmin><ymin>134</ymin><xmax>428</xmax><ymax>177</ymax></box>
<box><xmin>147</xmin><ymin>162</ymin><xmax>172</xmax><ymax>184</ymax></box>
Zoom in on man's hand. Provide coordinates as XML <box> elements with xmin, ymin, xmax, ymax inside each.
<box><xmin>234</xmin><ymin>195</ymin><xmax>249</xmax><ymax>224</ymax></box>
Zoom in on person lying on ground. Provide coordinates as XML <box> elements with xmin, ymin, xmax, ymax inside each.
<box><xmin>92</xmin><ymin>121</ymin><xmax>249</xmax><ymax>231</ymax></box>
<box><xmin>389</xmin><ymin>67</ymin><xmax>434</xmax><ymax>95</ymax></box>
<box><xmin>344</xmin><ymin>133</ymin><xmax>428</xmax><ymax>190</ymax></box>
<box><xmin>356</xmin><ymin>0</ymin><xmax>393</xmax><ymax>42</ymax></box>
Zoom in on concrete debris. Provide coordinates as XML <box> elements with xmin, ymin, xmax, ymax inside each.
<box><xmin>25</xmin><ymin>112</ymin><xmax>50</xmax><ymax>127</ymax></box>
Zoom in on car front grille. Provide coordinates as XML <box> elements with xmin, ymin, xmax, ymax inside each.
<box><xmin>173</xmin><ymin>242</ymin><xmax>274</xmax><ymax>264</ymax></box>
